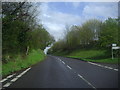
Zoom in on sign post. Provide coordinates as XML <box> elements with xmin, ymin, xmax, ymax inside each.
<box><xmin>112</xmin><ymin>48</ymin><xmax>114</xmax><ymax>59</ymax></box>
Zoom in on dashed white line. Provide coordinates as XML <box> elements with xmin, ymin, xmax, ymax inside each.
<box><xmin>0</xmin><ymin>79</ymin><xmax>7</xmax><ymax>83</ymax></box>
<box><xmin>16</xmin><ymin>74</ymin><xmax>23</xmax><ymax>78</ymax></box>
<box><xmin>104</xmin><ymin>66</ymin><xmax>113</xmax><ymax>69</ymax></box>
<box><xmin>87</xmin><ymin>61</ymin><xmax>118</xmax><ymax>71</ymax></box>
<box><xmin>97</xmin><ymin>64</ymin><xmax>102</xmax><ymax>67</ymax></box>
<box><xmin>2</xmin><ymin>67</ymin><xmax>31</xmax><ymax>88</ymax></box>
<box><xmin>78</xmin><ymin>74</ymin><xmax>83</xmax><ymax>78</ymax></box>
<box><xmin>77</xmin><ymin>74</ymin><xmax>96</xmax><ymax>89</ymax></box>
<box><xmin>11</xmin><ymin>78</ymin><xmax>18</xmax><ymax>82</ymax></box>
<box><xmin>6</xmin><ymin>74</ymin><xmax>16</xmax><ymax>79</ymax></box>
<box><xmin>20</xmin><ymin>67</ymin><xmax>31</xmax><ymax>76</ymax></box>
<box><xmin>114</xmin><ymin>69</ymin><xmax>118</xmax><ymax>71</ymax></box>
<box><xmin>3</xmin><ymin>83</ymin><xmax>11</xmax><ymax>87</ymax></box>
<box><xmin>56</xmin><ymin>57</ymin><xmax>96</xmax><ymax>89</ymax></box>
<box><xmin>62</xmin><ymin>61</ymin><xmax>65</xmax><ymax>64</ymax></box>
<box><xmin>0</xmin><ymin>74</ymin><xmax>16</xmax><ymax>83</ymax></box>
<box><xmin>67</xmin><ymin>65</ymin><xmax>71</xmax><ymax>69</ymax></box>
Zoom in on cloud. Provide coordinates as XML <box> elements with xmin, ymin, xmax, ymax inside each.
<box><xmin>39</xmin><ymin>3</ymin><xmax>82</xmax><ymax>41</ymax></box>
<box><xmin>38</xmin><ymin>2</ymin><xmax>118</xmax><ymax>41</ymax></box>
<box><xmin>82</xmin><ymin>3</ymin><xmax>118</xmax><ymax>20</ymax></box>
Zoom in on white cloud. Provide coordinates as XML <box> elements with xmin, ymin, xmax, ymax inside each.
<box><xmin>82</xmin><ymin>3</ymin><xmax>118</xmax><ymax>19</ymax></box>
<box><xmin>39</xmin><ymin>3</ymin><xmax>81</xmax><ymax>41</ymax></box>
<box><xmin>38</xmin><ymin>2</ymin><xmax>118</xmax><ymax>41</ymax></box>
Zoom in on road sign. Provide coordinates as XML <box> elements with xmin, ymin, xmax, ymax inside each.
<box><xmin>112</xmin><ymin>46</ymin><xmax>120</xmax><ymax>49</ymax></box>
<box><xmin>112</xmin><ymin>44</ymin><xmax>117</xmax><ymax>47</ymax></box>
<box><xmin>111</xmin><ymin>46</ymin><xmax>120</xmax><ymax>59</ymax></box>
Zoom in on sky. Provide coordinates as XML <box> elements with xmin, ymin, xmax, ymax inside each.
<box><xmin>36</xmin><ymin>2</ymin><xmax>118</xmax><ymax>41</ymax></box>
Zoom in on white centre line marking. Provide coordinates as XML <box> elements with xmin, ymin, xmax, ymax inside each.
<box><xmin>57</xmin><ymin>58</ymin><xmax>63</xmax><ymax>62</ymax></box>
<box><xmin>67</xmin><ymin>65</ymin><xmax>72</xmax><ymax>70</ymax></box>
<box><xmin>77</xmin><ymin>74</ymin><xmax>96</xmax><ymax>89</ymax></box>
<box><xmin>62</xmin><ymin>61</ymin><xmax>65</xmax><ymax>64</ymax></box>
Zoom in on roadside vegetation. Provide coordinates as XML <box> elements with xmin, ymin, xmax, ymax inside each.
<box><xmin>2</xmin><ymin>2</ymin><xmax>54</xmax><ymax>77</ymax></box>
<box><xmin>66</xmin><ymin>49</ymin><xmax>119</xmax><ymax>64</ymax></box>
<box><xmin>48</xmin><ymin>18</ymin><xmax>119</xmax><ymax>64</ymax></box>
<box><xmin>3</xmin><ymin>49</ymin><xmax>45</xmax><ymax>77</ymax></box>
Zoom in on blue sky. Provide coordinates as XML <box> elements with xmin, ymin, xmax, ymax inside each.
<box><xmin>47</xmin><ymin>2</ymin><xmax>85</xmax><ymax>15</ymax></box>
<box><xmin>37</xmin><ymin>2</ymin><xmax>118</xmax><ymax>41</ymax></box>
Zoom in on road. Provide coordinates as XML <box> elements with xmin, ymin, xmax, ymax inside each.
<box><xmin>2</xmin><ymin>55</ymin><xmax>118</xmax><ymax>88</ymax></box>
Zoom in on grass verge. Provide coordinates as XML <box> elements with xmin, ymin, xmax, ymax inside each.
<box><xmin>66</xmin><ymin>49</ymin><xmax>119</xmax><ymax>64</ymax></box>
<box><xmin>82</xmin><ymin>58</ymin><xmax>118</xmax><ymax>64</ymax></box>
<box><xmin>2</xmin><ymin>49</ymin><xmax>45</xmax><ymax>77</ymax></box>
<box><xmin>67</xmin><ymin>49</ymin><xmax>106</xmax><ymax>59</ymax></box>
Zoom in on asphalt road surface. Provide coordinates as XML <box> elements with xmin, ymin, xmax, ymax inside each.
<box><xmin>3</xmin><ymin>55</ymin><xmax>118</xmax><ymax>88</ymax></box>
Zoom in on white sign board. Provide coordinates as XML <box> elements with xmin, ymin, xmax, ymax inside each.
<box><xmin>112</xmin><ymin>47</ymin><xmax>120</xmax><ymax>49</ymax></box>
<box><xmin>112</xmin><ymin>44</ymin><xmax>117</xmax><ymax>47</ymax></box>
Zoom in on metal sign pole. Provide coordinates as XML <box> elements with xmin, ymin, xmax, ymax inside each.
<box><xmin>112</xmin><ymin>48</ymin><xmax>113</xmax><ymax>59</ymax></box>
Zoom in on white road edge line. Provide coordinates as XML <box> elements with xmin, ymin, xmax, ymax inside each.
<box><xmin>11</xmin><ymin>78</ymin><xmax>18</xmax><ymax>82</ymax></box>
<box><xmin>3</xmin><ymin>83</ymin><xmax>11</xmax><ymax>87</ymax></box>
<box><xmin>87</xmin><ymin>61</ymin><xmax>118</xmax><ymax>71</ymax></box>
<box><xmin>7</xmin><ymin>74</ymin><xmax>16</xmax><ymax>79</ymax></box>
<box><xmin>78</xmin><ymin>74</ymin><xmax>96</xmax><ymax>89</ymax></box>
<box><xmin>0</xmin><ymin>74</ymin><xmax>16</xmax><ymax>83</ymax></box>
<box><xmin>0</xmin><ymin>79</ymin><xmax>7</xmax><ymax>83</ymax></box>
<box><xmin>16</xmin><ymin>74</ymin><xmax>23</xmax><ymax>78</ymax></box>
<box><xmin>19</xmin><ymin>67</ymin><xmax>31</xmax><ymax>76</ymax></box>
<box><xmin>67</xmin><ymin>65</ymin><xmax>72</xmax><ymax>70</ymax></box>
<box><xmin>3</xmin><ymin>67</ymin><xmax>31</xmax><ymax>88</ymax></box>
<box><xmin>114</xmin><ymin>69</ymin><xmax>118</xmax><ymax>71</ymax></box>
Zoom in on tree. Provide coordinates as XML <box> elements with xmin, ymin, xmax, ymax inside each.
<box><xmin>29</xmin><ymin>25</ymin><xmax>55</xmax><ymax>50</ymax></box>
<box><xmin>99</xmin><ymin>18</ymin><xmax>118</xmax><ymax>48</ymax></box>
<box><xmin>2</xmin><ymin>2</ymin><xmax>54</xmax><ymax>62</ymax></box>
<box><xmin>49</xmin><ymin>19</ymin><xmax>103</xmax><ymax>54</ymax></box>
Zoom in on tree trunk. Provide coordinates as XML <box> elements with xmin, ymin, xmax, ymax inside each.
<box><xmin>26</xmin><ymin>46</ymin><xmax>29</xmax><ymax>55</ymax></box>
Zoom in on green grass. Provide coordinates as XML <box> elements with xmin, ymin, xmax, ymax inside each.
<box><xmin>83</xmin><ymin>58</ymin><xmax>118</xmax><ymax>64</ymax></box>
<box><xmin>67</xmin><ymin>49</ymin><xmax>106</xmax><ymax>59</ymax></box>
<box><xmin>2</xmin><ymin>49</ymin><xmax>45</xmax><ymax>77</ymax></box>
<box><xmin>66</xmin><ymin>49</ymin><xmax>119</xmax><ymax>64</ymax></box>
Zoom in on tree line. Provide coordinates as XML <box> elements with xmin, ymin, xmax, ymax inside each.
<box><xmin>2</xmin><ymin>2</ymin><xmax>54</xmax><ymax>63</ymax></box>
<box><xmin>48</xmin><ymin>18</ymin><xmax>119</xmax><ymax>56</ymax></box>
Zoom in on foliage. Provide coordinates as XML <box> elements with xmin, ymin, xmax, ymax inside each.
<box><xmin>67</xmin><ymin>49</ymin><xmax>107</xmax><ymax>59</ymax></box>
<box><xmin>2</xmin><ymin>49</ymin><xmax>45</xmax><ymax>77</ymax></box>
<box><xmin>2</xmin><ymin>2</ymin><xmax>55</xmax><ymax>63</ymax></box>
<box><xmin>49</xmin><ymin>18</ymin><xmax>119</xmax><ymax>59</ymax></box>
<box><xmin>49</xmin><ymin>19</ymin><xmax>103</xmax><ymax>53</ymax></box>
<box><xmin>99</xmin><ymin>18</ymin><xmax>119</xmax><ymax>48</ymax></box>
<box><xmin>29</xmin><ymin>25</ymin><xmax>55</xmax><ymax>50</ymax></box>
